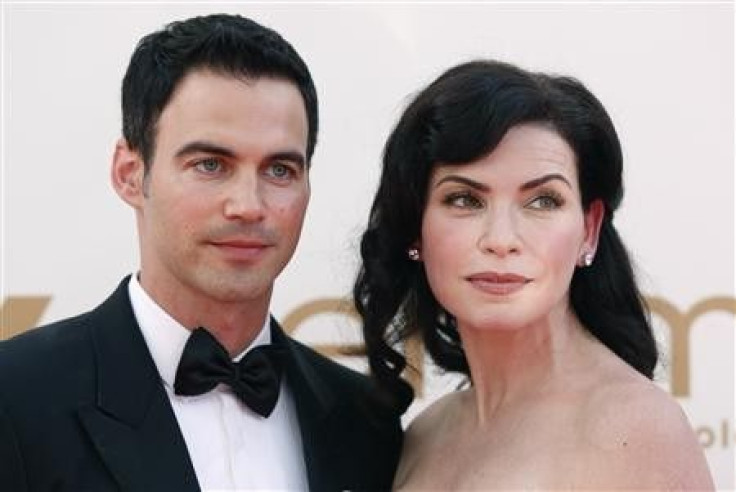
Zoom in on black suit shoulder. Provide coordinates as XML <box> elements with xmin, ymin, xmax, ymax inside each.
<box><xmin>0</xmin><ymin>312</ymin><xmax>103</xmax><ymax>491</ymax></box>
<box><xmin>286</xmin><ymin>335</ymin><xmax>407</xmax><ymax>421</ymax></box>
<box><xmin>0</xmin><ymin>279</ymin><xmax>189</xmax><ymax>492</ymax></box>
<box><xmin>279</xmin><ymin>332</ymin><xmax>407</xmax><ymax>491</ymax></box>
<box><xmin>0</xmin><ymin>311</ymin><xmax>98</xmax><ymax>408</ymax></box>
<box><xmin>0</xmin><ymin>310</ymin><xmax>93</xmax><ymax>367</ymax></box>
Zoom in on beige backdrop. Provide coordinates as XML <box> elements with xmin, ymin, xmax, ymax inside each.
<box><xmin>2</xmin><ymin>3</ymin><xmax>734</xmax><ymax>488</ymax></box>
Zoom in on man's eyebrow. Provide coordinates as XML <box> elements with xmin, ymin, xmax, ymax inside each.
<box><xmin>520</xmin><ymin>173</ymin><xmax>572</xmax><ymax>191</ymax></box>
<box><xmin>174</xmin><ymin>141</ymin><xmax>236</xmax><ymax>159</ymax></box>
<box><xmin>270</xmin><ymin>151</ymin><xmax>306</xmax><ymax>169</ymax></box>
<box><xmin>434</xmin><ymin>175</ymin><xmax>489</xmax><ymax>192</ymax></box>
<box><xmin>173</xmin><ymin>142</ymin><xmax>306</xmax><ymax>168</ymax></box>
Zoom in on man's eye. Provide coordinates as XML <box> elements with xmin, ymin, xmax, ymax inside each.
<box><xmin>194</xmin><ymin>158</ymin><xmax>223</xmax><ymax>173</ymax></box>
<box><xmin>266</xmin><ymin>163</ymin><xmax>295</xmax><ymax>180</ymax></box>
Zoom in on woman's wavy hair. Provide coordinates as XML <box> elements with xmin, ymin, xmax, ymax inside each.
<box><xmin>353</xmin><ymin>60</ymin><xmax>658</xmax><ymax>406</ymax></box>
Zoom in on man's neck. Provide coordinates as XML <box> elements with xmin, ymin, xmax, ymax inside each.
<box><xmin>136</xmin><ymin>272</ymin><xmax>271</xmax><ymax>356</ymax></box>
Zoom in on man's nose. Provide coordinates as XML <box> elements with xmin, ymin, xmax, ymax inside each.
<box><xmin>222</xmin><ymin>172</ymin><xmax>266</xmax><ymax>222</ymax></box>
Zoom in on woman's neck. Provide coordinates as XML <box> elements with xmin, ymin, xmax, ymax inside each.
<box><xmin>458</xmin><ymin>306</ymin><xmax>598</xmax><ymax>426</ymax></box>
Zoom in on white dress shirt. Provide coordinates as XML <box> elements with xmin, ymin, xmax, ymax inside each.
<box><xmin>128</xmin><ymin>275</ymin><xmax>309</xmax><ymax>491</ymax></box>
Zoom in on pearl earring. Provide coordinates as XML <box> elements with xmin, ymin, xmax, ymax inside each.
<box><xmin>407</xmin><ymin>248</ymin><xmax>420</xmax><ymax>261</ymax></box>
<box><xmin>583</xmin><ymin>252</ymin><xmax>594</xmax><ymax>267</ymax></box>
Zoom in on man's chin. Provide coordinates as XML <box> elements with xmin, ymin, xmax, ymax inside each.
<box><xmin>199</xmin><ymin>277</ymin><xmax>274</xmax><ymax>304</ymax></box>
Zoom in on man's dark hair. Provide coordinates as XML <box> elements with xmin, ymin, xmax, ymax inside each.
<box><xmin>122</xmin><ymin>13</ymin><xmax>318</xmax><ymax>169</ymax></box>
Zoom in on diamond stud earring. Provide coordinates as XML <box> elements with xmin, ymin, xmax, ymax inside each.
<box><xmin>583</xmin><ymin>252</ymin><xmax>594</xmax><ymax>267</ymax></box>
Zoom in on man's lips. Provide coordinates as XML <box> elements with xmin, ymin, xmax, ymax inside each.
<box><xmin>465</xmin><ymin>272</ymin><xmax>531</xmax><ymax>295</ymax></box>
<box><xmin>211</xmin><ymin>239</ymin><xmax>270</xmax><ymax>248</ymax></box>
<box><xmin>209</xmin><ymin>238</ymin><xmax>273</xmax><ymax>261</ymax></box>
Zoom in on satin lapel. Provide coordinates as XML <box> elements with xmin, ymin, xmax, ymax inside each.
<box><xmin>271</xmin><ymin>320</ymin><xmax>342</xmax><ymax>491</ymax></box>
<box><xmin>76</xmin><ymin>278</ymin><xmax>199</xmax><ymax>491</ymax></box>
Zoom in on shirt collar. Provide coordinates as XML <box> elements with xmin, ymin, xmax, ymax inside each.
<box><xmin>128</xmin><ymin>273</ymin><xmax>272</xmax><ymax>388</ymax></box>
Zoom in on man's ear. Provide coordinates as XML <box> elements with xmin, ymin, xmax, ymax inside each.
<box><xmin>582</xmin><ymin>199</ymin><xmax>605</xmax><ymax>257</ymax></box>
<box><xmin>111</xmin><ymin>138</ymin><xmax>146</xmax><ymax>208</ymax></box>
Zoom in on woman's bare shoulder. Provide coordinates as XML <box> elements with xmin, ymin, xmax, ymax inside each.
<box><xmin>394</xmin><ymin>391</ymin><xmax>465</xmax><ymax>488</ymax></box>
<box><xmin>575</xmin><ymin>373</ymin><xmax>714</xmax><ymax>490</ymax></box>
<box><xmin>402</xmin><ymin>390</ymin><xmax>461</xmax><ymax>455</ymax></box>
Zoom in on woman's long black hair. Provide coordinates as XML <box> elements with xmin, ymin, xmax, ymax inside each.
<box><xmin>353</xmin><ymin>60</ymin><xmax>658</xmax><ymax>407</ymax></box>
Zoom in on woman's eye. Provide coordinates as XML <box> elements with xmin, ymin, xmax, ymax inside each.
<box><xmin>194</xmin><ymin>158</ymin><xmax>223</xmax><ymax>174</ymax></box>
<box><xmin>443</xmin><ymin>192</ymin><xmax>483</xmax><ymax>209</ymax></box>
<box><xmin>528</xmin><ymin>194</ymin><xmax>562</xmax><ymax>210</ymax></box>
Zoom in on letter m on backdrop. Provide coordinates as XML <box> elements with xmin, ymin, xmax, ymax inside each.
<box><xmin>0</xmin><ymin>296</ymin><xmax>51</xmax><ymax>340</ymax></box>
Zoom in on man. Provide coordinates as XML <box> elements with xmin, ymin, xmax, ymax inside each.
<box><xmin>0</xmin><ymin>14</ymin><xmax>406</xmax><ymax>491</ymax></box>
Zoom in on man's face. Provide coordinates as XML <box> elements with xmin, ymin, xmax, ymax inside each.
<box><xmin>119</xmin><ymin>70</ymin><xmax>310</xmax><ymax>309</ymax></box>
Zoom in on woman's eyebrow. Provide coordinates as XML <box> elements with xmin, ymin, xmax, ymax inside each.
<box><xmin>434</xmin><ymin>175</ymin><xmax>489</xmax><ymax>192</ymax></box>
<box><xmin>520</xmin><ymin>173</ymin><xmax>572</xmax><ymax>191</ymax></box>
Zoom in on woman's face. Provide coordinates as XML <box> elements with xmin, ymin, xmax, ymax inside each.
<box><xmin>419</xmin><ymin>123</ymin><xmax>602</xmax><ymax>332</ymax></box>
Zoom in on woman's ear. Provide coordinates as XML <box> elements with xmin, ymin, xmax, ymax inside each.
<box><xmin>581</xmin><ymin>199</ymin><xmax>605</xmax><ymax>262</ymax></box>
<box><xmin>111</xmin><ymin>138</ymin><xmax>146</xmax><ymax>208</ymax></box>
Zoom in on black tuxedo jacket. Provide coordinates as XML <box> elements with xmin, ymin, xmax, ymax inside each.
<box><xmin>0</xmin><ymin>278</ymin><xmax>405</xmax><ymax>491</ymax></box>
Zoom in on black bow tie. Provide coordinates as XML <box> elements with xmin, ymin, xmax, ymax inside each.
<box><xmin>174</xmin><ymin>327</ymin><xmax>285</xmax><ymax>417</ymax></box>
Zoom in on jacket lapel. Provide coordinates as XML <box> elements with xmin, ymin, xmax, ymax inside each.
<box><xmin>76</xmin><ymin>278</ymin><xmax>199</xmax><ymax>491</ymax></box>
<box><xmin>271</xmin><ymin>320</ymin><xmax>344</xmax><ymax>491</ymax></box>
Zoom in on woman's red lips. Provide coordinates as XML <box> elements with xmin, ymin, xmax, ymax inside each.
<box><xmin>467</xmin><ymin>272</ymin><xmax>529</xmax><ymax>283</ymax></box>
<box><xmin>466</xmin><ymin>272</ymin><xmax>531</xmax><ymax>295</ymax></box>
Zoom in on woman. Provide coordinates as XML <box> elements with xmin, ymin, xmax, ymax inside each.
<box><xmin>354</xmin><ymin>60</ymin><xmax>713</xmax><ymax>490</ymax></box>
